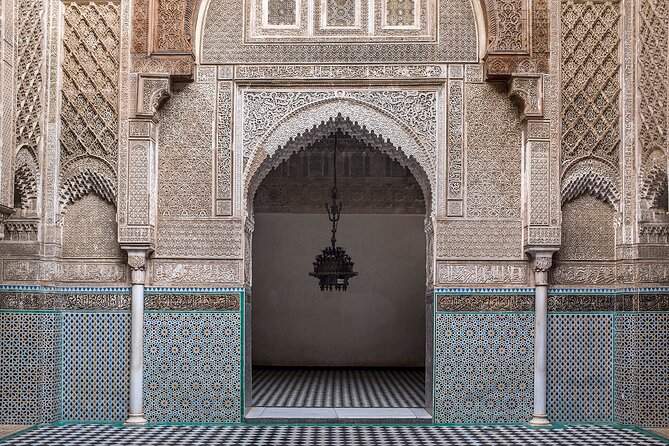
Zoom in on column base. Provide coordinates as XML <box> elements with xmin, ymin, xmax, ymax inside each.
<box><xmin>529</xmin><ymin>414</ymin><xmax>552</xmax><ymax>427</ymax></box>
<box><xmin>125</xmin><ymin>414</ymin><xmax>148</xmax><ymax>426</ymax></box>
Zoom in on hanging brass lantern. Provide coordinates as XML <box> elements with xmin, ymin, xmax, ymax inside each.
<box><xmin>309</xmin><ymin>132</ymin><xmax>358</xmax><ymax>291</ymax></box>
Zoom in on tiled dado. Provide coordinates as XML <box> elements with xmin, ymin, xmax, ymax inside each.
<box><xmin>144</xmin><ymin>312</ymin><xmax>243</xmax><ymax>423</ymax></box>
<box><xmin>61</xmin><ymin>313</ymin><xmax>130</xmax><ymax>421</ymax></box>
<box><xmin>547</xmin><ymin>313</ymin><xmax>614</xmax><ymax>422</ymax></box>
<box><xmin>434</xmin><ymin>312</ymin><xmax>534</xmax><ymax>424</ymax></box>
<box><xmin>615</xmin><ymin>312</ymin><xmax>669</xmax><ymax>428</ymax></box>
<box><xmin>0</xmin><ymin>312</ymin><xmax>62</xmax><ymax>424</ymax></box>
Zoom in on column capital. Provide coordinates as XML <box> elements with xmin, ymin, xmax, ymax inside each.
<box><xmin>123</xmin><ymin>248</ymin><xmax>152</xmax><ymax>285</ymax></box>
<box><xmin>526</xmin><ymin>248</ymin><xmax>557</xmax><ymax>286</ymax></box>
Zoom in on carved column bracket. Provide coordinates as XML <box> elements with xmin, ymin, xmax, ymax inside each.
<box><xmin>528</xmin><ymin>248</ymin><xmax>556</xmax><ymax>287</ymax></box>
<box><xmin>136</xmin><ymin>74</ymin><xmax>172</xmax><ymax>118</ymax></box>
<box><xmin>509</xmin><ymin>75</ymin><xmax>544</xmax><ymax>118</ymax></box>
<box><xmin>0</xmin><ymin>204</ymin><xmax>13</xmax><ymax>240</ymax></box>
<box><xmin>131</xmin><ymin>0</ymin><xmax>199</xmax><ymax>81</ymax></box>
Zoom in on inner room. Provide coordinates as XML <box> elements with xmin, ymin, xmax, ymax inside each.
<box><xmin>250</xmin><ymin>130</ymin><xmax>428</xmax><ymax>418</ymax></box>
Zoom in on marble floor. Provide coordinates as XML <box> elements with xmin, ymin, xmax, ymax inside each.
<box><xmin>650</xmin><ymin>429</ymin><xmax>669</xmax><ymax>440</ymax></box>
<box><xmin>245</xmin><ymin>406</ymin><xmax>432</xmax><ymax>423</ymax></box>
<box><xmin>252</xmin><ymin>366</ymin><xmax>425</xmax><ymax>407</ymax></box>
<box><xmin>1</xmin><ymin>423</ymin><xmax>667</xmax><ymax>446</ymax></box>
<box><xmin>0</xmin><ymin>426</ymin><xmax>28</xmax><ymax>441</ymax></box>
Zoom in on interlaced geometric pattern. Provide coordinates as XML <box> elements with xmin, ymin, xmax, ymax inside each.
<box><xmin>547</xmin><ymin>314</ymin><xmax>613</xmax><ymax>422</ymax></box>
<box><xmin>614</xmin><ymin>313</ymin><xmax>639</xmax><ymax>425</ymax></box>
<box><xmin>615</xmin><ymin>312</ymin><xmax>669</xmax><ymax>427</ymax></box>
<box><xmin>15</xmin><ymin>0</ymin><xmax>44</xmax><ymax>152</ymax></box>
<box><xmin>386</xmin><ymin>0</ymin><xmax>416</xmax><ymax>27</ymax></box>
<box><xmin>561</xmin><ymin>0</ymin><xmax>620</xmax><ymax>171</ymax></box>
<box><xmin>4</xmin><ymin>424</ymin><xmax>667</xmax><ymax>446</ymax></box>
<box><xmin>434</xmin><ymin>313</ymin><xmax>533</xmax><ymax>423</ymax></box>
<box><xmin>636</xmin><ymin>314</ymin><xmax>669</xmax><ymax>427</ymax></box>
<box><xmin>326</xmin><ymin>0</ymin><xmax>357</xmax><ymax>27</ymax></box>
<box><xmin>638</xmin><ymin>0</ymin><xmax>668</xmax><ymax>161</ymax></box>
<box><xmin>144</xmin><ymin>313</ymin><xmax>242</xmax><ymax>423</ymax></box>
<box><xmin>60</xmin><ymin>2</ymin><xmax>120</xmax><ymax>173</ymax></box>
<box><xmin>61</xmin><ymin>313</ymin><xmax>130</xmax><ymax>421</ymax></box>
<box><xmin>557</xmin><ymin>194</ymin><xmax>615</xmax><ymax>261</ymax></box>
<box><xmin>267</xmin><ymin>0</ymin><xmax>297</xmax><ymax>25</ymax></box>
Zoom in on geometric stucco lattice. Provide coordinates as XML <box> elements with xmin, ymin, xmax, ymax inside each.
<box><xmin>13</xmin><ymin>147</ymin><xmax>39</xmax><ymax>210</ymax></box>
<box><xmin>61</xmin><ymin>195</ymin><xmax>123</xmax><ymax>259</ymax></box>
<box><xmin>15</xmin><ymin>0</ymin><xmax>44</xmax><ymax>156</ymax></box>
<box><xmin>638</xmin><ymin>0</ymin><xmax>668</xmax><ymax>164</ymax></box>
<box><xmin>561</xmin><ymin>0</ymin><xmax>621</xmax><ymax>175</ymax></box>
<box><xmin>60</xmin><ymin>1</ymin><xmax>121</xmax><ymax>177</ymax></box>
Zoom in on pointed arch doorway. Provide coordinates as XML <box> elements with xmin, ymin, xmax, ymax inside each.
<box><xmin>244</xmin><ymin>114</ymin><xmax>435</xmax><ymax>421</ymax></box>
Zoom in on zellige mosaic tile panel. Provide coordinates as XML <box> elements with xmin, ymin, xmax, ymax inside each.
<box><xmin>547</xmin><ymin>313</ymin><xmax>613</xmax><ymax>422</ymax></box>
<box><xmin>61</xmin><ymin>313</ymin><xmax>130</xmax><ymax>421</ymax></box>
<box><xmin>144</xmin><ymin>312</ymin><xmax>242</xmax><ymax>423</ymax></box>
<box><xmin>434</xmin><ymin>313</ymin><xmax>534</xmax><ymax>423</ymax></box>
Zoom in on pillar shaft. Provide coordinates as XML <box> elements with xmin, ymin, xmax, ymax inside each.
<box><xmin>124</xmin><ymin>249</ymin><xmax>149</xmax><ymax>425</ymax></box>
<box><xmin>528</xmin><ymin>249</ymin><xmax>554</xmax><ymax>427</ymax></box>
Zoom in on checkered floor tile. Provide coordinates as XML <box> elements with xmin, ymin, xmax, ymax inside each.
<box><xmin>1</xmin><ymin>423</ymin><xmax>666</xmax><ymax>445</ymax></box>
<box><xmin>253</xmin><ymin>367</ymin><xmax>424</xmax><ymax>407</ymax></box>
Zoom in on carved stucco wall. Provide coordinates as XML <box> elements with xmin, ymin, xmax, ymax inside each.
<box><xmin>558</xmin><ymin>195</ymin><xmax>616</xmax><ymax>262</ymax></box>
<box><xmin>200</xmin><ymin>0</ymin><xmax>478</xmax><ymax>63</ymax></box>
<box><xmin>62</xmin><ymin>194</ymin><xmax>123</xmax><ymax>260</ymax></box>
<box><xmin>560</xmin><ymin>0</ymin><xmax>621</xmax><ymax>209</ymax></box>
<box><xmin>638</xmin><ymin>0</ymin><xmax>668</xmax><ymax>223</ymax></box>
<box><xmin>0</xmin><ymin>0</ymin><xmax>16</xmax><ymax>212</ymax></box>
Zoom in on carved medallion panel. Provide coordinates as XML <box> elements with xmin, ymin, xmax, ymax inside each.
<box><xmin>246</xmin><ymin>0</ymin><xmax>434</xmax><ymax>42</ymax></box>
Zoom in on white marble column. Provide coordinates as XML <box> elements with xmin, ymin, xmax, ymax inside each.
<box><xmin>528</xmin><ymin>249</ymin><xmax>555</xmax><ymax>427</ymax></box>
<box><xmin>125</xmin><ymin>249</ymin><xmax>149</xmax><ymax>425</ymax></box>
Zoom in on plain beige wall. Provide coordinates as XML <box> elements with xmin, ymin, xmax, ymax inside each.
<box><xmin>252</xmin><ymin>213</ymin><xmax>426</xmax><ymax>367</ymax></box>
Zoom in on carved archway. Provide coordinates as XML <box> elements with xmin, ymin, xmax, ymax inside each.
<box><xmin>244</xmin><ymin>98</ymin><xmax>436</xmax><ymax>216</ymax></box>
<box><xmin>561</xmin><ymin>158</ymin><xmax>621</xmax><ymax>209</ymax></box>
<box><xmin>243</xmin><ymin>103</ymin><xmax>436</xmax><ymax>416</ymax></box>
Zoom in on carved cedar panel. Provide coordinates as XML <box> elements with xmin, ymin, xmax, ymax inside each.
<box><xmin>202</xmin><ymin>0</ymin><xmax>477</xmax><ymax>62</ymax></box>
